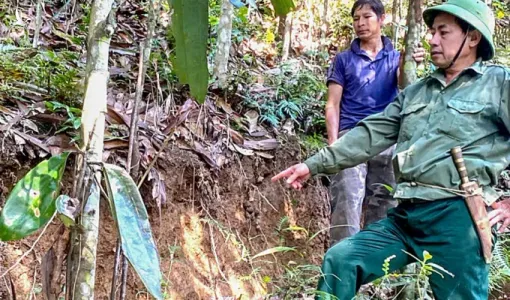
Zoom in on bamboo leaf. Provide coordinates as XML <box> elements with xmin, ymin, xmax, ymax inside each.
<box><xmin>104</xmin><ymin>164</ymin><xmax>163</xmax><ymax>300</ymax></box>
<box><xmin>252</xmin><ymin>246</ymin><xmax>296</xmax><ymax>259</ymax></box>
<box><xmin>169</xmin><ymin>0</ymin><xmax>209</xmax><ymax>103</ymax></box>
<box><xmin>0</xmin><ymin>152</ymin><xmax>69</xmax><ymax>241</ymax></box>
<box><xmin>270</xmin><ymin>0</ymin><xmax>295</xmax><ymax>16</ymax></box>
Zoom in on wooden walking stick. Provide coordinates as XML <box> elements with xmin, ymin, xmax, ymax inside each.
<box><xmin>451</xmin><ymin>146</ymin><xmax>492</xmax><ymax>263</ymax></box>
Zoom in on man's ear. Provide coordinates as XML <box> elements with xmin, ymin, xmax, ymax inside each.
<box><xmin>379</xmin><ymin>13</ymin><xmax>386</xmax><ymax>24</ymax></box>
<box><xmin>468</xmin><ymin>30</ymin><xmax>482</xmax><ymax>48</ymax></box>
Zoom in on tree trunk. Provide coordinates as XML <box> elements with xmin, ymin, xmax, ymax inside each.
<box><xmin>305</xmin><ymin>0</ymin><xmax>314</xmax><ymax>44</ymax></box>
<box><xmin>282</xmin><ymin>12</ymin><xmax>292</xmax><ymax>61</ymax></box>
<box><xmin>398</xmin><ymin>1</ymin><xmax>423</xmax><ymax>297</ymax></box>
<box><xmin>66</xmin><ymin>0</ymin><xmax>116</xmax><ymax>298</ymax></box>
<box><xmin>401</xmin><ymin>0</ymin><xmax>423</xmax><ymax>87</ymax></box>
<box><xmin>321</xmin><ymin>0</ymin><xmax>329</xmax><ymax>51</ymax></box>
<box><xmin>391</xmin><ymin>0</ymin><xmax>399</xmax><ymax>45</ymax></box>
<box><xmin>214</xmin><ymin>0</ymin><xmax>234</xmax><ymax>88</ymax></box>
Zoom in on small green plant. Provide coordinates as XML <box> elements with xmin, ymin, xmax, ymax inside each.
<box><xmin>402</xmin><ymin>250</ymin><xmax>454</xmax><ymax>300</ymax></box>
<box><xmin>0</xmin><ymin>49</ymin><xmax>83</xmax><ymax>107</ymax></box>
<box><xmin>362</xmin><ymin>250</ymin><xmax>454</xmax><ymax>300</ymax></box>
<box><xmin>266</xmin><ymin>261</ymin><xmax>339</xmax><ymax>300</ymax></box>
<box><xmin>300</xmin><ymin>133</ymin><xmax>327</xmax><ymax>156</ymax></box>
<box><xmin>45</xmin><ymin>101</ymin><xmax>82</xmax><ymax>136</ymax></box>
<box><xmin>383</xmin><ymin>255</ymin><xmax>397</xmax><ymax>276</ymax></box>
<box><xmin>242</xmin><ymin>59</ymin><xmax>326</xmax><ymax>132</ymax></box>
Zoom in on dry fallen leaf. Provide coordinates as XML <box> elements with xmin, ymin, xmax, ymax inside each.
<box><xmin>228</xmin><ymin>143</ymin><xmax>254</xmax><ymax>156</ymax></box>
<box><xmin>104</xmin><ymin>139</ymin><xmax>129</xmax><ymax>150</ymax></box>
<box><xmin>244</xmin><ymin>138</ymin><xmax>279</xmax><ymax>151</ymax></box>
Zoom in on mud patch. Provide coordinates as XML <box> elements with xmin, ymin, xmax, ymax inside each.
<box><xmin>95</xmin><ymin>136</ymin><xmax>330</xmax><ymax>299</ymax></box>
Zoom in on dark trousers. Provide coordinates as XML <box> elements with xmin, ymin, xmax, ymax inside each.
<box><xmin>317</xmin><ymin>198</ymin><xmax>490</xmax><ymax>300</ymax></box>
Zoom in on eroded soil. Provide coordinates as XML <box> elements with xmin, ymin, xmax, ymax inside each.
<box><xmin>0</xmin><ymin>135</ymin><xmax>330</xmax><ymax>299</ymax></box>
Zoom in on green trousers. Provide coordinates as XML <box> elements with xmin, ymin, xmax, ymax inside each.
<box><xmin>317</xmin><ymin>198</ymin><xmax>490</xmax><ymax>300</ymax></box>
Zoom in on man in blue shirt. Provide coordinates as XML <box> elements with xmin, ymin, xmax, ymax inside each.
<box><xmin>325</xmin><ymin>0</ymin><xmax>424</xmax><ymax>243</ymax></box>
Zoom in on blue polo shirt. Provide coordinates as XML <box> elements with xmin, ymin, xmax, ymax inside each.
<box><xmin>327</xmin><ymin>36</ymin><xmax>400</xmax><ymax>130</ymax></box>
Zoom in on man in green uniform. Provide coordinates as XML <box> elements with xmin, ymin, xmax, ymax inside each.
<box><xmin>272</xmin><ymin>0</ymin><xmax>510</xmax><ymax>299</ymax></box>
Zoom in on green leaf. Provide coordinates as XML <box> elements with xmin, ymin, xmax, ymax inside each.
<box><xmin>251</xmin><ymin>246</ymin><xmax>296</xmax><ymax>259</ymax></box>
<box><xmin>0</xmin><ymin>152</ymin><xmax>69</xmax><ymax>241</ymax></box>
<box><xmin>103</xmin><ymin>164</ymin><xmax>163</xmax><ymax>300</ymax></box>
<box><xmin>270</xmin><ymin>0</ymin><xmax>295</xmax><ymax>16</ymax></box>
<box><xmin>423</xmin><ymin>250</ymin><xmax>432</xmax><ymax>261</ymax></box>
<box><xmin>283</xmin><ymin>225</ymin><xmax>309</xmax><ymax>235</ymax></box>
<box><xmin>73</xmin><ymin>117</ymin><xmax>82</xmax><ymax>129</ymax></box>
<box><xmin>169</xmin><ymin>0</ymin><xmax>209</xmax><ymax>103</ymax></box>
<box><xmin>56</xmin><ymin>195</ymin><xmax>79</xmax><ymax>227</ymax></box>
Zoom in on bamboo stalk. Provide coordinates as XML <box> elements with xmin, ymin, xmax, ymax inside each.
<box><xmin>32</xmin><ymin>0</ymin><xmax>43</xmax><ymax>48</ymax></box>
<box><xmin>66</xmin><ymin>0</ymin><xmax>116</xmax><ymax>298</ymax></box>
<box><xmin>213</xmin><ymin>0</ymin><xmax>234</xmax><ymax>88</ymax></box>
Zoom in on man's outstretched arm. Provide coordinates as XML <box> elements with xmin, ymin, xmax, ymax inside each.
<box><xmin>273</xmin><ymin>93</ymin><xmax>404</xmax><ymax>188</ymax></box>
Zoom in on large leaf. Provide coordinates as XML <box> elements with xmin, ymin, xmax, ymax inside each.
<box><xmin>170</xmin><ymin>0</ymin><xmax>209</xmax><ymax>103</ymax></box>
<box><xmin>104</xmin><ymin>164</ymin><xmax>163</xmax><ymax>300</ymax></box>
<box><xmin>0</xmin><ymin>152</ymin><xmax>69</xmax><ymax>241</ymax></box>
<box><xmin>270</xmin><ymin>0</ymin><xmax>295</xmax><ymax>16</ymax></box>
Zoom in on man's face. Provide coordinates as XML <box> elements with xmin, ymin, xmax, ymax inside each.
<box><xmin>428</xmin><ymin>13</ymin><xmax>478</xmax><ymax>68</ymax></box>
<box><xmin>353</xmin><ymin>5</ymin><xmax>384</xmax><ymax>40</ymax></box>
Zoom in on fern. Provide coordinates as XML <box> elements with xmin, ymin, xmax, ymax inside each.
<box><xmin>489</xmin><ymin>237</ymin><xmax>510</xmax><ymax>292</ymax></box>
<box><xmin>277</xmin><ymin>216</ymin><xmax>289</xmax><ymax>232</ymax></box>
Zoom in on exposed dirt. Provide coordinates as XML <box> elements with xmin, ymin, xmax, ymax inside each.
<box><xmin>0</xmin><ymin>134</ymin><xmax>330</xmax><ymax>299</ymax></box>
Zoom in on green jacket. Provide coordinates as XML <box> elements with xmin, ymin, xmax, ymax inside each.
<box><xmin>305</xmin><ymin>60</ymin><xmax>510</xmax><ymax>202</ymax></box>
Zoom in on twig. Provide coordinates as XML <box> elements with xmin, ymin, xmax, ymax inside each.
<box><xmin>0</xmin><ymin>212</ymin><xmax>57</xmax><ymax>278</ymax></box>
<box><xmin>163</xmin><ymin>239</ymin><xmax>177</xmax><ymax>296</ymax></box>
<box><xmin>208</xmin><ymin>224</ymin><xmax>229</xmax><ymax>284</ymax></box>
<box><xmin>50</xmin><ymin>225</ymin><xmax>67</xmax><ymax>297</ymax></box>
<box><xmin>66</xmin><ymin>0</ymin><xmax>77</xmax><ymax>33</ymax></box>
<box><xmin>110</xmin><ymin>240</ymin><xmax>122</xmax><ymax>300</ymax></box>
<box><xmin>71</xmin><ymin>235</ymin><xmax>83</xmax><ymax>299</ymax></box>
<box><xmin>28</xmin><ymin>267</ymin><xmax>37</xmax><ymax>300</ymax></box>
<box><xmin>52</xmin><ymin>0</ymin><xmax>72</xmax><ymax>20</ymax></box>
<box><xmin>153</xmin><ymin>60</ymin><xmax>164</xmax><ymax>105</ymax></box>
<box><xmin>119</xmin><ymin>259</ymin><xmax>129</xmax><ymax>300</ymax></box>
<box><xmin>136</xmin><ymin>130</ymin><xmax>175</xmax><ymax>189</ymax></box>
<box><xmin>127</xmin><ymin>42</ymin><xmax>145</xmax><ymax>174</ymax></box>
<box><xmin>2</xmin><ymin>276</ymin><xmax>13</xmax><ymax>300</ymax></box>
<box><xmin>251</xmin><ymin>184</ymin><xmax>278</xmax><ymax>212</ymax></box>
